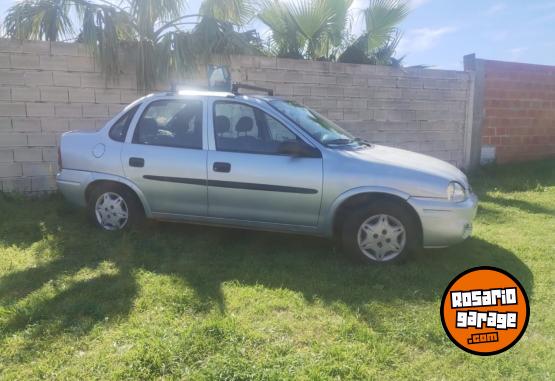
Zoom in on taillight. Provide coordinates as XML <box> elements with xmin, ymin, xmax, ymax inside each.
<box><xmin>57</xmin><ymin>145</ymin><xmax>62</xmax><ymax>169</ymax></box>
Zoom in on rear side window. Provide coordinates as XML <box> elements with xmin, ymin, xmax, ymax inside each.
<box><xmin>133</xmin><ymin>100</ymin><xmax>203</xmax><ymax>149</ymax></box>
<box><xmin>109</xmin><ymin>105</ymin><xmax>139</xmax><ymax>142</ymax></box>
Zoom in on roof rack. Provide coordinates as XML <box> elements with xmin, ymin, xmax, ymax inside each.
<box><xmin>231</xmin><ymin>83</ymin><xmax>274</xmax><ymax>96</ymax></box>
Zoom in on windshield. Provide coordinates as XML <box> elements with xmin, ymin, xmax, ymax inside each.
<box><xmin>269</xmin><ymin>100</ymin><xmax>362</xmax><ymax>147</ymax></box>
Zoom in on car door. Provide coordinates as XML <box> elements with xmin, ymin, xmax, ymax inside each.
<box><xmin>122</xmin><ymin>97</ymin><xmax>208</xmax><ymax>216</ymax></box>
<box><xmin>207</xmin><ymin>99</ymin><xmax>323</xmax><ymax>226</ymax></box>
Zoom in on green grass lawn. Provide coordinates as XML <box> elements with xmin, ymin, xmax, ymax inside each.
<box><xmin>1</xmin><ymin>160</ymin><xmax>554</xmax><ymax>380</ymax></box>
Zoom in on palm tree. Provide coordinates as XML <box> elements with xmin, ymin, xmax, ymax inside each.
<box><xmin>258</xmin><ymin>0</ymin><xmax>353</xmax><ymax>61</ymax></box>
<box><xmin>4</xmin><ymin>0</ymin><xmax>410</xmax><ymax>89</ymax></box>
<box><xmin>3</xmin><ymin>0</ymin><xmax>74</xmax><ymax>41</ymax></box>
<box><xmin>4</xmin><ymin>0</ymin><xmax>261</xmax><ymax>89</ymax></box>
<box><xmin>259</xmin><ymin>0</ymin><xmax>408</xmax><ymax>65</ymax></box>
<box><xmin>339</xmin><ymin>0</ymin><xmax>408</xmax><ymax>65</ymax></box>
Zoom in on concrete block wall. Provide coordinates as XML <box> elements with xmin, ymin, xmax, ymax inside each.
<box><xmin>469</xmin><ymin>58</ymin><xmax>555</xmax><ymax>163</ymax></box>
<box><xmin>230</xmin><ymin>56</ymin><xmax>472</xmax><ymax>167</ymax></box>
<box><xmin>0</xmin><ymin>39</ymin><xmax>142</xmax><ymax>193</ymax></box>
<box><xmin>0</xmin><ymin>39</ymin><xmax>473</xmax><ymax>193</ymax></box>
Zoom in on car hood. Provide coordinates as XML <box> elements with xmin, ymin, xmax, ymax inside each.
<box><xmin>340</xmin><ymin>144</ymin><xmax>468</xmax><ymax>186</ymax></box>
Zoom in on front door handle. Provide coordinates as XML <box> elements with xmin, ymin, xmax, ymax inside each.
<box><xmin>129</xmin><ymin>157</ymin><xmax>145</xmax><ymax>167</ymax></box>
<box><xmin>213</xmin><ymin>162</ymin><xmax>231</xmax><ymax>173</ymax></box>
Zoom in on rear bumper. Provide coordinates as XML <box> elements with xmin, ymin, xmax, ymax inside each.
<box><xmin>56</xmin><ymin>169</ymin><xmax>92</xmax><ymax>207</ymax></box>
<box><xmin>408</xmin><ymin>193</ymin><xmax>478</xmax><ymax>248</ymax></box>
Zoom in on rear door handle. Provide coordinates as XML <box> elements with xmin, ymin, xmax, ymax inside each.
<box><xmin>213</xmin><ymin>162</ymin><xmax>231</xmax><ymax>173</ymax></box>
<box><xmin>129</xmin><ymin>157</ymin><xmax>145</xmax><ymax>167</ymax></box>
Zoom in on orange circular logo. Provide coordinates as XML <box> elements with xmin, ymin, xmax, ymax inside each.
<box><xmin>440</xmin><ymin>267</ymin><xmax>529</xmax><ymax>356</ymax></box>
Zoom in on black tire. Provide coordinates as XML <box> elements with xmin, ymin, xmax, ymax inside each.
<box><xmin>341</xmin><ymin>199</ymin><xmax>418</xmax><ymax>264</ymax></box>
<box><xmin>87</xmin><ymin>183</ymin><xmax>144</xmax><ymax>231</ymax></box>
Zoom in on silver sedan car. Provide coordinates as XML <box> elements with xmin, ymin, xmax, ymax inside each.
<box><xmin>57</xmin><ymin>88</ymin><xmax>478</xmax><ymax>263</ymax></box>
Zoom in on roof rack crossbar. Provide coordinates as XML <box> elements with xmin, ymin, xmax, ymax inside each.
<box><xmin>232</xmin><ymin>83</ymin><xmax>274</xmax><ymax>96</ymax></box>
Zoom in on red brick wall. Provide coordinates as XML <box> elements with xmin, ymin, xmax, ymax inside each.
<box><xmin>482</xmin><ymin>60</ymin><xmax>555</xmax><ymax>163</ymax></box>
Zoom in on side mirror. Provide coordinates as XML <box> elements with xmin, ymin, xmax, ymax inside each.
<box><xmin>278</xmin><ymin>141</ymin><xmax>321</xmax><ymax>158</ymax></box>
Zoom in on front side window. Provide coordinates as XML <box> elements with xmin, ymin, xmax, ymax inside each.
<box><xmin>270</xmin><ymin>100</ymin><xmax>361</xmax><ymax>147</ymax></box>
<box><xmin>214</xmin><ymin>102</ymin><xmax>299</xmax><ymax>155</ymax></box>
<box><xmin>109</xmin><ymin>105</ymin><xmax>139</xmax><ymax>142</ymax></box>
<box><xmin>133</xmin><ymin>100</ymin><xmax>203</xmax><ymax>149</ymax></box>
<box><xmin>266</xmin><ymin>116</ymin><xmax>297</xmax><ymax>143</ymax></box>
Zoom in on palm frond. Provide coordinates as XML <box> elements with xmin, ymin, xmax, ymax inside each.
<box><xmin>258</xmin><ymin>0</ymin><xmax>303</xmax><ymax>58</ymax></box>
<box><xmin>96</xmin><ymin>6</ymin><xmax>124</xmax><ymax>85</ymax></box>
<box><xmin>369</xmin><ymin>29</ymin><xmax>402</xmax><ymax>65</ymax></box>
<box><xmin>288</xmin><ymin>0</ymin><xmax>335</xmax><ymax>59</ymax></box>
<box><xmin>363</xmin><ymin>0</ymin><xmax>408</xmax><ymax>51</ymax></box>
<box><xmin>130</xmin><ymin>0</ymin><xmax>187</xmax><ymax>38</ymax></box>
<box><xmin>338</xmin><ymin>0</ymin><xmax>407</xmax><ymax>65</ymax></box>
<box><xmin>322</xmin><ymin>0</ymin><xmax>353</xmax><ymax>47</ymax></box>
<box><xmin>130</xmin><ymin>0</ymin><xmax>187</xmax><ymax>24</ymax></box>
<box><xmin>155</xmin><ymin>17</ymin><xmax>261</xmax><ymax>88</ymax></box>
<box><xmin>156</xmin><ymin>31</ymin><xmax>196</xmax><ymax>83</ymax></box>
<box><xmin>4</xmin><ymin>0</ymin><xmax>75</xmax><ymax>41</ymax></box>
<box><xmin>200</xmin><ymin>0</ymin><xmax>257</xmax><ymax>26</ymax></box>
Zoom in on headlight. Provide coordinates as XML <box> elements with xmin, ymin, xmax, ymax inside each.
<box><xmin>447</xmin><ymin>181</ymin><xmax>467</xmax><ymax>202</ymax></box>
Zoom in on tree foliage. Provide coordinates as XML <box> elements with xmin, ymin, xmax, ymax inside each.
<box><xmin>5</xmin><ymin>0</ymin><xmax>261</xmax><ymax>89</ymax></box>
<box><xmin>258</xmin><ymin>0</ymin><xmax>409</xmax><ymax>65</ymax></box>
<box><xmin>4</xmin><ymin>0</ymin><xmax>410</xmax><ymax>89</ymax></box>
<box><xmin>4</xmin><ymin>0</ymin><xmax>74</xmax><ymax>41</ymax></box>
<box><xmin>259</xmin><ymin>0</ymin><xmax>355</xmax><ymax>61</ymax></box>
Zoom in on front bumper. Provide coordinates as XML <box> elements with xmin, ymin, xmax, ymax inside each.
<box><xmin>408</xmin><ymin>193</ymin><xmax>478</xmax><ymax>248</ymax></box>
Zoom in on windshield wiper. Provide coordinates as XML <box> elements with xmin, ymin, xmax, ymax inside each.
<box><xmin>324</xmin><ymin>137</ymin><xmax>372</xmax><ymax>148</ymax></box>
<box><xmin>354</xmin><ymin>137</ymin><xmax>372</xmax><ymax>146</ymax></box>
<box><xmin>324</xmin><ymin>138</ymin><xmax>355</xmax><ymax>146</ymax></box>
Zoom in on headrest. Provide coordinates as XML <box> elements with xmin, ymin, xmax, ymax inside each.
<box><xmin>235</xmin><ymin>116</ymin><xmax>253</xmax><ymax>133</ymax></box>
<box><xmin>139</xmin><ymin>118</ymin><xmax>158</xmax><ymax>131</ymax></box>
<box><xmin>214</xmin><ymin>115</ymin><xmax>230</xmax><ymax>134</ymax></box>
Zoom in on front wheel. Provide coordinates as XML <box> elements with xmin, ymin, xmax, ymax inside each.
<box><xmin>341</xmin><ymin>200</ymin><xmax>418</xmax><ymax>264</ymax></box>
<box><xmin>88</xmin><ymin>184</ymin><xmax>143</xmax><ymax>231</ymax></box>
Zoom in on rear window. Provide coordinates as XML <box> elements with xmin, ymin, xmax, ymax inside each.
<box><xmin>109</xmin><ymin>105</ymin><xmax>139</xmax><ymax>142</ymax></box>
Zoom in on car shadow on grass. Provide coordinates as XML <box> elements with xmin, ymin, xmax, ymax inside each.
<box><xmin>480</xmin><ymin>193</ymin><xmax>555</xmax><ymax>216</ymax></box>
<box><xmin>0</xmin><ymin>195</ymin><xmax>534</xmax><ymax>348</ymax></box>
<box><xmin>137</xmin><ymin>221</ymin><xmax>535</xmax><ymax>313</ymax></box>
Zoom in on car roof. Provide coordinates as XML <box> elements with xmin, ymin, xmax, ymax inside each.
<box><xmin>146</xmin><ymin>89</ymin><xmax>282</xmax><ymax>102</ymax></box>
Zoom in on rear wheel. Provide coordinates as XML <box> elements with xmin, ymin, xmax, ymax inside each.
<box><xmin>88</xmin><ymin>183</ymin><xmax>143</xmax><ymax>231</ymax></box>
<box><xmin>342</xmin><ymin>200</ymin><xmax>417</xmax><ymax>264</ymax></box>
